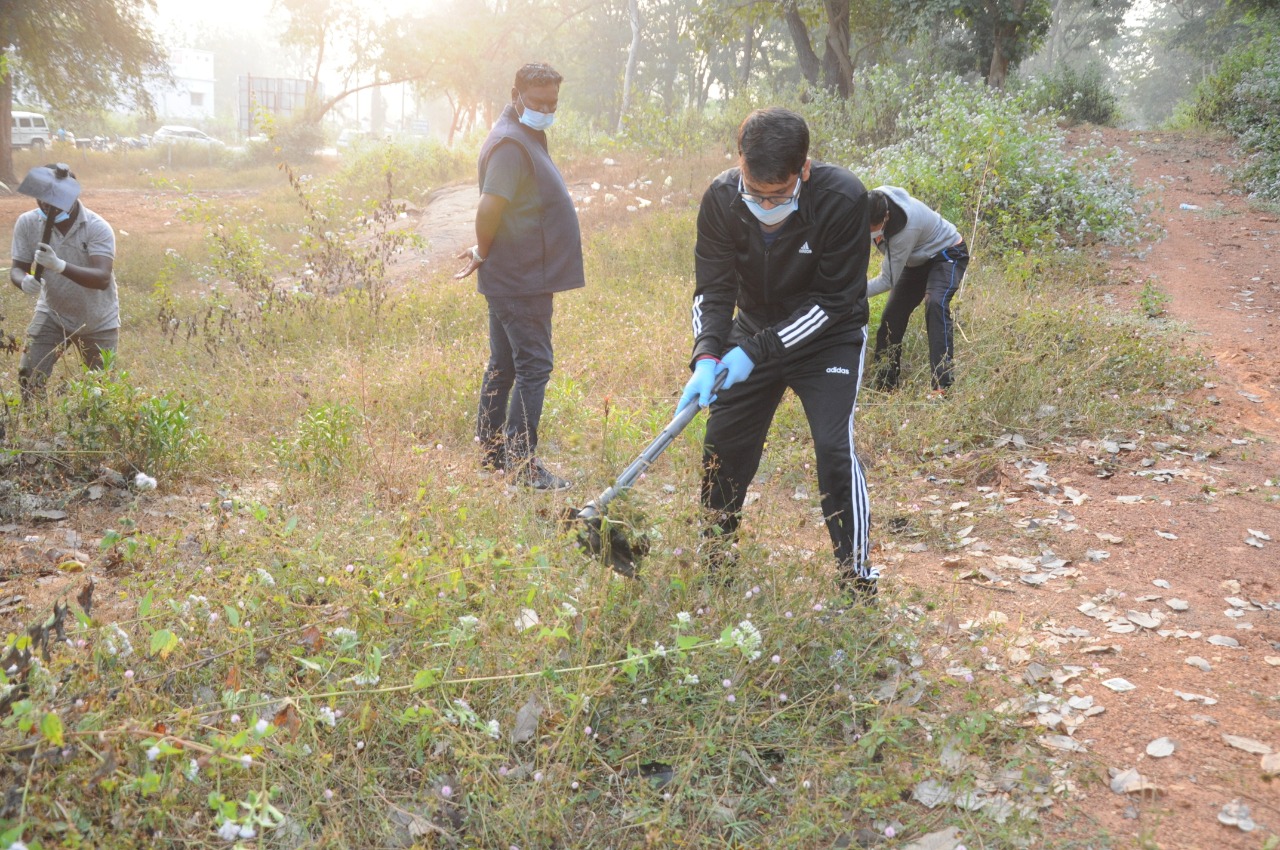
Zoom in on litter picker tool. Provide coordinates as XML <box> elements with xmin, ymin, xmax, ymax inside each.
<box><xmin>566</xmin><ymin>373</ymin><xmax>726</xmax><ymax>578</ymax></box>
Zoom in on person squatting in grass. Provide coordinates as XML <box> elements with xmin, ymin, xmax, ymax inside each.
<box><xmin>677</xmin><ymin>107</ymin><xmax>879</xmax><ymax>600</ymax></box>
<box><xmin>9</xmin><ymin>163</ymin><xmax>120</xmax><ymax>402</ymax></box>
<box><xmin>866</xmin><ymin>186</ymin><xmax>969</xmax><ymax>395</ymax></box>
<box><xmin>455</xmin><ymin>62</ymin><xmax>585</xmax><ymax>492</ymax></box>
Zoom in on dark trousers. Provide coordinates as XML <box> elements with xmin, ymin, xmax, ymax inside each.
<box><xmin>477</xmin><ymin>293</ymin><xmax>554</xmax><ymax>463</ymax></box>
<box><xmin>702</xmin><ymin>327</ymin><xmax>872</xmax><ymax>578</ymax></box>
<box><xmin>873</xmin><ymin>241</ymin><xmax>969</xmax><ymax>390</ymax></box>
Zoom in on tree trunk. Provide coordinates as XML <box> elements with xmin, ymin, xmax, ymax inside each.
<box><xmin>822</xmin><ymin>0</ymin><xmax>853</xmax><ymax>97</ymax></box>
<box><xmin>1</xmin><ymin>48</ymin><xmax>17</xmax><ymax>189</ymax></box>
<box><xmin>987</xmin><ymin>0</ymin><xmax>1028</xmax><ymax>88</ymax></box>
<box><xmin>783</xmin><ymin>1</ymin><xmax>821</xmax><ymax>88</ymax></box>
<box><xmin>616</xmin><ymin>0</ymin><xmax>641</xmax><ymax>135</ymax></box>
<box><xmin>740</xmin><ymin>24</ymin><xmax>755</xmax><ymax>89</ymax></box>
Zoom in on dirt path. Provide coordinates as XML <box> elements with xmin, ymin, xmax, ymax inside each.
<box><xmin>891</xmin><ymin>129</ymin><xmax>1280</xmax><ymax>849</ymax></box>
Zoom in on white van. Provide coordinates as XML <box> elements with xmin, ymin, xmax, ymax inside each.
<box><xmin>11</xmin><ymin>111</ymin><xmax>51</xmax><ymax>150</ymax></box>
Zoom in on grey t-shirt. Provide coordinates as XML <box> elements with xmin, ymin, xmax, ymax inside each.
<box><xmin>11</xmin><ymin>204</ymin><xmax>120</xmax><ymax>334</ymax></box>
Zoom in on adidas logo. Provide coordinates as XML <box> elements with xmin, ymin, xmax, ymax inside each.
<box><xmin>826</xmin><ymin>366</ymin><xmax>850</xmax><ymax>375</ymax></box>
<box><xmin>798</xmin><ymin>242</ymin><xmax>812</xmax><ymax>254</ymax></box>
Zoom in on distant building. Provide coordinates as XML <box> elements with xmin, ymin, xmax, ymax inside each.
<box><xmin>238</xmin><ymin>76</ymin><xmax>325</xmax><ymax>136</ymax></box>
<box><xmin>154</xmin><ymin>48</ymin><xmax>216</xmax><ymax>121</ymax></box>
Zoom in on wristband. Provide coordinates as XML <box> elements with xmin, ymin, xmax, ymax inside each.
<box><xmin>469</xmin><ymin>245</ymin><xmax>486</xmax><ymax>264</ymax></box>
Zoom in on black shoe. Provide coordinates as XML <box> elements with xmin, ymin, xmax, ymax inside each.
<box><xmin>839</xmin><ymin>567</ymin><xmax>881</xmax><ymax>606</ymax></box>
<box><xmin>518</xmin><ymin>458</ymin><xmax>571</xmax><ymax>491</ymax></box>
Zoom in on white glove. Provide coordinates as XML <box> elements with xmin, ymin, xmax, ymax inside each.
<box><xmin>34</xmin><ymin>243</ymin><xmax>67</xmax><ymax>275</ymax></box>
<box><xmin>20</xmin><ymin>273</ymin><xmax>43</xmax><ymax>296</ymax></box>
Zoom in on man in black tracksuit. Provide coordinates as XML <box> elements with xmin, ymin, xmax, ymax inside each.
<box><xmin>677</xmin><ymin>107</ymin><xmax>877</xmax><ymax>598</ymax></box>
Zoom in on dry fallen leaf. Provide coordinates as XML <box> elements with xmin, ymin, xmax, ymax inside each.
<box><xmin>1109</xmin><ymin>766</ymin><xmax>1161</xmax><ymax>795</ymax></box>
<box><xmin>511</xmin><ymin>696</ymin><xmax>542</xmax><ymax>743</ymax></box>
<box><xmin>1222</xmin><ymin>734</ymin><xmax>1272</xmax><ymax>755</ymax></box>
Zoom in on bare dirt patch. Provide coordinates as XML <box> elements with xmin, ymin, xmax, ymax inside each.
<box><xmin>886</xmin><ymin>129</ymin><xmax>1280</xmax><ymax>849</ymax></box>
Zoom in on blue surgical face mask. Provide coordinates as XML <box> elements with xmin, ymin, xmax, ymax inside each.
<box><xmin>517</xmin><ymin>94</ymin><xmax>556</xmax><ymax>132</ymax></box>
<box><xmin>37</xmin><ymin>207</ymin><xmax>70</xmax><ymax>224</ymax></box>
<box><xmin>741</xmin><ymin>176</ymin><xmax>801</xmax><ymax>226</ymax></box>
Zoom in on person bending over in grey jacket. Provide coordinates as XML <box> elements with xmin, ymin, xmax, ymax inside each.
<box><xmin>866</xmin><ymin>186</ymin><xmax>968</xmax><ymax>393</ymax></box>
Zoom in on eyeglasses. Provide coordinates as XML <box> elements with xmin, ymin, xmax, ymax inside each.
<box><xmin>738</xmin><ymin>175</ymin><xmax>799</xmax><ymax>207</ymax></box>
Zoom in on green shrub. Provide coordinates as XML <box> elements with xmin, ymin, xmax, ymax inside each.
<box><xmin>1224</xmin><ymin>38</ymin><xmax>1280</xmax><ymax>199</ymax></box>
<box><xmin>800</xmin><ymin>63</ymin><xmax>943</xmax><ymax>163</ymax></box>
<box><xmin>57</xmin><ymin>352</ymin><xmax>207</xmax><ymax>475</ymax></box>
<box><xmin>1023</xmin><ymin>64</ymin><xmax>1121</xmax><ymax>126</ymax></box>
<box><xmin>335</xmin><ymin>136</ymin><xmax>475</xmax><ymax>200</ymax></box>
<box><xmin>271</xmin><ymin>402</ymin><xmax>361</xmax><ymax>476</ymax></box>
<box><xmin>864</xmin><ymin>74</ymin><xmax>1145</xmax><ymax>255</ymax></box>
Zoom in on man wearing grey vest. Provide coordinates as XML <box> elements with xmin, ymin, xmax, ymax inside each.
<box><xmin>455</xmin><ymin>63</ymin><xmax>585</xmax><ymax>491</ymax></box>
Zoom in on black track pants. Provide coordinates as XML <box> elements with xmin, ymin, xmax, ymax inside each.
<box><xmin>701</xmin><ymin>327</ymin><xmax>872</xmax><ymax>578</ymax></box>
<box><xmin>873</xmin><ymin>242</ymin><xmax>969</xmax><ymax>390</ymax></box>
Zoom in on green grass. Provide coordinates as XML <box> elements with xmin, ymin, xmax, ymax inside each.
<box><xmin>0</xmin><ymin>152</ymin><xmax>1204</xmax><ymax>849</ymax></box>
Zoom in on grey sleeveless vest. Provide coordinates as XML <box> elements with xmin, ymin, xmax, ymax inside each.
<box><xmin>476</xmin><ymin>105</ymin><xmax>585</xmax><ymax>297</ymax></box>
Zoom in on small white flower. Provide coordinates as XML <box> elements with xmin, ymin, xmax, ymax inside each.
<box><xmin>184</xmin><ymin>759</ymin><xmax>199</xmax><ymax>781</ymax></box>
<box><xmin>317</xmin><ymin>706</ymin><xmax>338</xmax><ymax>727</ymax></box>
<box><xmin>239</xmin><ymin>754</ymin><xmax>252</xmax><ymax>768</ymax></box>
<box><xmin>146</xmin><ymin>746</ymin><xmax>161</xmax><ymax>761</ymax></box>
<box><xmin>487</xmin><ymin>719</ymin><xmax>501</xmax><ymax>739</ymax></box>
<box><xmin>254</xmin><ymin>718</ymin><xmax>269</xmax><ymax>734</ymax></box>
<box><xmin>134</xmin><ymin>472</ymin><xmax>158</xmax><ymax>491</ymax></box>
<box><xmin>217</xmin><ymin>820</ymin><xmax>241</xmax><ymax>841</ymax></box>
<box><xmin>676</xmin><ymin>611</ymin><xmax>692</xmax><ymax>625</ymax></box>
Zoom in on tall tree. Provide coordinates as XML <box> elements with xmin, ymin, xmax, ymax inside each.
<box><xmin>273</xmin><ymin>0</ymin><xmax>445</xmax><ymax>128</ymax></box>
<box><xmin>1032</xmin><ymin>0</ymin><xmax>1134</xmax><ymax>69</ymax></box>
<box><xmin>905</xmin><ymin>0</ymin><xmax>1052</xmax><ymax>86</ymax></box>
<box><xmin>0</xmin><ymin>0</ymin><xmax>169</xmax><ymax>187</ymax></box>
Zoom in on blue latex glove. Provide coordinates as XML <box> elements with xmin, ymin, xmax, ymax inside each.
<box><xmin>715</xmin><ymin>346</ymin><xmax>755</xmax><ymax>390</ymax></box>
<box><xmin>678</xmin><ymin>358</ymin><xmax>718</xmax><ymax>411</ymax></box>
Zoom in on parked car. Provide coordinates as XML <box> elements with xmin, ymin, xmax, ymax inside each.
<box><xmin>152</xmin><ymin>125</ymin><xmax>225</xmax><ymax>147</ymax></box>
<box><xmin>10</xmin><ymin>111</ymin><xmax>51</xmax><ymax>150</ymax></box>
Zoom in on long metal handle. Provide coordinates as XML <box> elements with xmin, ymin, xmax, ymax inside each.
<box><xmin>32</xmin><ymin>217</ymin><xmax>55</xmax><ymax>282</ymax></box>
<box><xmin>582</xmin><ymin>371</ymin><xmax>727</xmax><ymax>518</ymax></box>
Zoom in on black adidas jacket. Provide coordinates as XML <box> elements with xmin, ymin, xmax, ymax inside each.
<box><xmin>690</xmin><ymin>162</ymin><xmax>870</xmax><ymax>368</ymax></box>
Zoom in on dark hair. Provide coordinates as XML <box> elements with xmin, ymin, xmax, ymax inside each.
<box><xmin>514</xmin><ymin>63</ymin><xmax>563</xmax><ymax>92</ymax></box>
<box><xmin>868</xmin><ymin>189</ymin><xmax>889</xmax><ymax>223</ymax></box>
<box><xmin>736</xmin><ymin>108</ymin><xmax>809</xmax><ymax>184</ymax></box>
